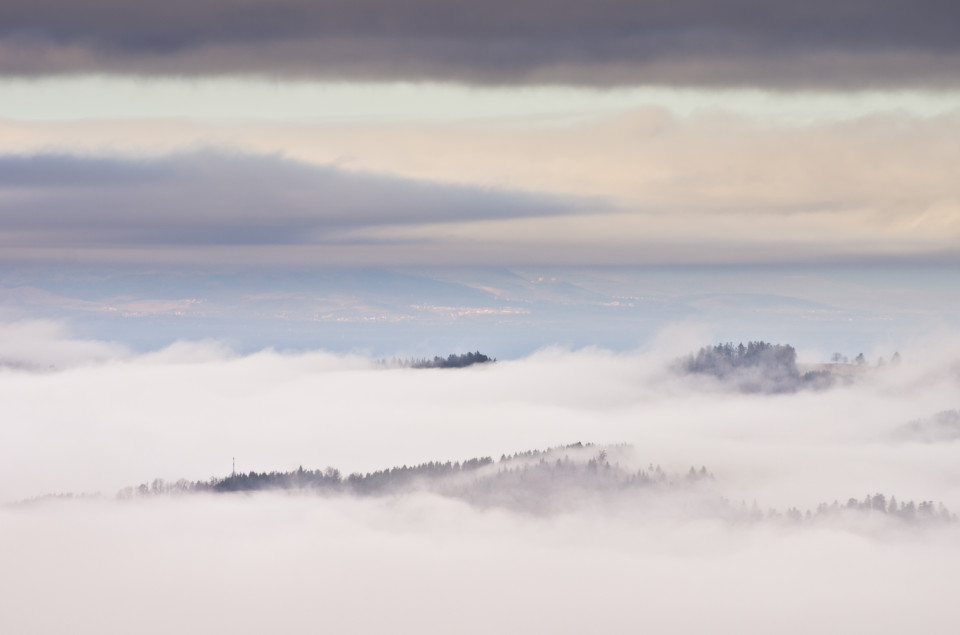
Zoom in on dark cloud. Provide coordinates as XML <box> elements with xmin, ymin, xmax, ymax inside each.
<box><xmin>0</xmin><ymin>0</ymin><xmax>958</xmax><ymax>86</ymax></box>
<box><xmin>0</xmin><ymin>151</ymin><xmax>583</xmax><ymax>248</ymax></box>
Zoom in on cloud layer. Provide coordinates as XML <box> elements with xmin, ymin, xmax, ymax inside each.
<box><xmin>3</xmin><ymin>101</ymin><xmax>959</xmax><ymax>267</ymax></box>
<box><xmin>1</xmin><ymin>326</ymin><xmax>959</xmax><ymax>634</ymax></box>
<box><xmin>0</xmin><ymin>151</ymin><xmax>585</xmax><ymax>261</ymax></box>
<box><xmin>1</xmin><ymin>0</ymin><xmax>959</xmax><ymax>86</ymax></box>
<box><xmin>4</xmin><ymin>494</ymin><xmax>958</xmax><ymax>635</ymax></box>
<box><xmin>2</xmin><ymin>324</ymin><xmax>958</xmax><ymax>506</ymax></box>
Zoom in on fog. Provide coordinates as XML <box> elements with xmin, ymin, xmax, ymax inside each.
<box><xmin>4</xmin><ymin>494</ymin><xmax>959</xmax><ymax>634</ymax></box>
<box><xmin>2</xmin><ymin>321</ymin><xmax>959</xmax><ymax>633</ymax></box>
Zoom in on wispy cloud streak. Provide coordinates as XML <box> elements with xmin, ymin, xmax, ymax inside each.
<box><xmin>0</xmin><ymin>150</ymin><xmax>587</xmax><ymax>254</ymax></box>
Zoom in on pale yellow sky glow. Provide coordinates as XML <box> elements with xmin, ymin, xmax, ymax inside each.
<box><xmin>1</xmin><ymin>78</ymin><xmax>959</xmax><ymax>265</ymax></box>
<box><xmin>4</xmin><ymin>77</ymin><xmax>960</xmax><ymax>122</ymax></box>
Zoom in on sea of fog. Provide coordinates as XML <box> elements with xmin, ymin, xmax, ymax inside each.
<box><xmin>1</xmin><ymin>320</ymin><xmax>959</xmax><ymax>633</ymax></box>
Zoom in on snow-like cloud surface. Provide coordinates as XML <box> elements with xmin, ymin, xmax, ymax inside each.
<box><xmin>3</xmin><ymin>494</ymin><xmax>959</xmax><ymax>635</ymax></box>
<box><xmin>1</xmin><ymin>326</ymin><xmax>957</xmax><ymax>505</ymax></box>
<box><xmin>1</xmin><ymin>325</ymin><xmax>959</xmax><ymax>633</ymax></box>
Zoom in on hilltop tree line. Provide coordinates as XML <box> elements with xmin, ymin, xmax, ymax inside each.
<box><xmin>680</xmin><ymin>341</ymin><xmax>832</xmax><ymax>393</ymax></box>
<box><xmin>831</xmin><ymin>351</ymin><xmax>901</xmax><ymax>366</ymax></box>
<box><xmin>108</xmin><ymin>443</ymin><xmax>953</xmax><ymax>525</ymax></box>
<box><xmin>115</xmin><ymin>442</ymin><xmax>706</xmax><ymax>505</ymax></box>
<box><xmin>117</xmin><ymin>455</ymin><xmax>496</xmax><ymax>498</ymax></box>
<box><xmin>378</xmin><ymin>351</ymin><xmax>495</xmax><ymax>369</ymax></box>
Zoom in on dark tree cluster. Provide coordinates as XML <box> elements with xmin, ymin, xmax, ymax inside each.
<box><xmin>680</xmin><ymin>341</ymin><xmax>832</xmax><ymax>393</ymax></box>
<box><xmin>764</xmin><ymin>493</ymin><xmax>954</xmax><ymax>525</ymax></box>
<box><xmin>387</xmin><ymin>351</ymin><xmax>495</xmax><ymax>368</ymax></box>
<box><xmin>116</xmin><ymin>468</ymin><xmax>342</xmax><ymax>498</ymax></box>
<box><xmin>497</xmin><ymin>441</ymin><xmax>595</xmax><ymax>463</ymax></box>
<box><xmin>212</xmin><ymin>466</ymin><xmax>343</xmax><ymax>493</ymax></box>
<box><xmin>411</xmin><ymin>351</ymin><xmax>494</xmax><ymax>368</ymax></box>
<box><xmin>67</xmin><ymin>443</ymin><xmax>955</xmax><ymax>527</ymax></box>
<box><xmin>831</xmin><ymin>351</ymin><xmax>901</xmax><ymax>366</ymax></box>
<box><xmin>345</xmin><ymin>456</ymin><xmax>493</xmax><ymax>494</ymax></box>
<box><xmin>685</xmin><ymin>341</ymin><xmax>798</xmax><ymax>377</ymax></box>
<box><xmin>112</xmin><ymin>444</ymin><xmax>698</xmax><ymax>506</ymax></box>
<box><xmin>445</xmin><ymin>449</ymin><xmax>710</xmax><ymax>513</ymax></box>
<box><xmin>118</xmin><ymin>458</ymin><xmax>495</xmax><ymax>498</ymax></box>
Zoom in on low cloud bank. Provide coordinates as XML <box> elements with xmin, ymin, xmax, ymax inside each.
<box><xmin>0</xmin><ymin>319</ymin><xmax>128</xmax><ymax>370</ymax></box>
<box><xmin>1</xmin><ymin>323</ymin><xmax>958</xmax><ymax>508</ymax></box>
<box><xmin>2</xmin><ymin>324</ymin><xmax>959</xmax><ymax>632</ymax></box>
<box><xmin>2</xmin><ymin>491</ymin><xmax>959</xmax><ymax>635</ymax></box>
<box><xmin>76</xmin><ymin>442</ymin><xmax>946</xmax><ymax>527</ymax></box>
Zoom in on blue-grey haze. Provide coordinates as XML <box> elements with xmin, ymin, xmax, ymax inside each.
<box><xmin>2</xmin><ymin>264</ymin><xmax>955</xmax><ymax>359</ymax></box>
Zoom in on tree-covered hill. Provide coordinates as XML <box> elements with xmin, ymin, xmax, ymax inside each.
<box><xmin>680</xmin><ymin>341</ymin><xmax>833</xmax><ymax>393</ymax></box>
<box><xmin>96</xmin><ymin>443</ymin><xmax>954</xmax><ymax>525</ymax></box>
<box><xmin>379</xmin><ymin>351</ymin><xmax>495</xmax><ymax>369</ymax></box>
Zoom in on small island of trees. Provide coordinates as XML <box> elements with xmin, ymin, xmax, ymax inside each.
<box><xmin>380</xmin><ymin>351</ymin><xmax>495</xmax><ymax>369</ymax></box>
<box><xmin>680</xmin><ymin>341</ymin><xmax>832</xmax><ymax>393</ymax></box>
<box><xmin>94</xmin><ymin>443</ymin><xmax>955</xmax><ymax>526</ymax></box>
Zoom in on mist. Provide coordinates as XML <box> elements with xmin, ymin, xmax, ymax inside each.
<box><xmin>2</xmin><ymin>322</ymin><xmax>958</xmax><ymax>633</ymax></box>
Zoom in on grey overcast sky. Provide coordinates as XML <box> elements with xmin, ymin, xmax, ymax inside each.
<box><xmin>2</xmin><ymin>0</ymin><xmax>960</xmax><ymax>87</ymax></box>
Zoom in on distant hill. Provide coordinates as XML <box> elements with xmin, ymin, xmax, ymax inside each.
<box><xmin>97</xmin><ymin>443</ymin><xmax>957</xmax><ymax>524</ymax></box>
<box><xmin>381</xmin><ymin>351</ymin><xmax>495</xmax><ymax>369</ymax></box>
<box><xmin>679</xmin><ymin>341</ymin><xmax>833</xmax><ymax>393</ymax></box>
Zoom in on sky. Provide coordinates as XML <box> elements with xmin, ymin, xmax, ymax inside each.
<box><xmin>1</xmin><ymin>0</ymin><xmax>959</xmax><ymax>355</ymax></box>
<box><xmin>2</xmin><ymin>4</ymin><xmax>960</xmax><ymax>633</ymax></box>
<box><xmin>0</xmin><ymin>0</ymin><xmax>959</xmax><ymax>272</ymax></box>
<box><xmin>1</xmin><ymin>83</ymin><xmax>958</xmax><ymax>268</ymax></box>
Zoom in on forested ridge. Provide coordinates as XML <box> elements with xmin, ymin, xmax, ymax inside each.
<box><xmin>87</xmin><ymin>443</ymin><xmax>953</xmax><ymax>524</ymax></box>
<box><xmin>680</xmin><ymin>341</ymin><xmax>833</xmax><ymax>393</ymax></box>
<box><xmin>379</xmin><ymin>351</ymin><xmax>495</xmax><ymax>369</ymax></box>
